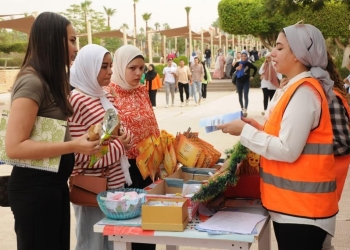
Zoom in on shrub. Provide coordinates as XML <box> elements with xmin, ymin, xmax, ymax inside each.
<box><xmin>144</xmin><ymin>57</ymin><xmax>161</xmax><ymax>63</ymax></box>
<box><xmin>173</xmin><ymin>56</ymin><xmax>188</xmax><ymax>65</ymax></box>
<box><xmin>154</xmin><ymin>64</ymin><xmax>166</xmax><ymax>77</ymax></box>
<box><xmin>249</xmin><ymin>58</ymin><xmax>264</xmax><ymax>88</ymax></box>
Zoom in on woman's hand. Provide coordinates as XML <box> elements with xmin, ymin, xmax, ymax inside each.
<box><xmin>111</xmin><ymin>129</ymin><xmax>132</xmax><ymax>149</ymax></box>
<box><xmin>241</xmin><ymin>117</ymin><xmax>263</xmax><ymax>131</ymax></box>
<box><xmin>71</xmin><ymin>134</ymin><xmax>101</xmax><ymax>155</ymax></box>
<box><xmin>249</xmin><ymin>76</ymin><xmax>254</xmax><ymax>81</ymax></box>
<box><xmin>217</xmin><ymin>119</ymin><xmax>247</xmax><ymax>136</ymax></box>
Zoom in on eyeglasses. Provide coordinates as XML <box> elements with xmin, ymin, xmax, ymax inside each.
<box><xmin>294</xmin><ymin>20</ymin><xmax>314</xmax><ymax>51</ymax></box>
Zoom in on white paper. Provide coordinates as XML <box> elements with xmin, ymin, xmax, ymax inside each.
<box><xmin>199</xmin><ymin>111</ymin><xmax>242</xmax><ymax>133</ymax></box>
<box><xmin>196</xmin><ymin>211</ymin><xmax>267</xmax><ymax>235</ymax></box>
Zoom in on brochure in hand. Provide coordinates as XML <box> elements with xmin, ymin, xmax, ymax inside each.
<box><xmin>199</xmin><ymin>111</ymin><xmax>242</xmax><ymax>133</ymax></box>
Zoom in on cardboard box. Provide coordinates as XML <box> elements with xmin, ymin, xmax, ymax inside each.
<box><xmin>146</xmin><ymin>178</ymin><xmax>201</xmax><ymax>221</ymax></box>
<box><xmin>168</xmin><ymin>166</ymin><xmax>216</xmax><ymax>182</ymax></box>
<box><xmin>142</xmin><ymin>198</ymin><xmax>188</xmax><ymax>231</ymax></box>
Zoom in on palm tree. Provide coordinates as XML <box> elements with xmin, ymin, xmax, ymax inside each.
<box><xmin>162</xmin><ymin>23</ymin><xmax>170</xmax><ymax>30</ymax></box>
<box><xmin>103</xmin><ymin>6</ymin><xmax>116</xmax><ymax>28</ymax></box>
<box><xmin>142</xmin><ymin>13</ymin><xmax>152</xmax><ymax>57</ymax></box>
<box><xmin>185</xmin><ymin>6</ymin><xmax>191</xmax><ymax>27</ymax></box>
<box><xmin>81</xmin><ymin>0</ymin><xmax>92</xmax><ymax>33</ymax></box>
<box><xmin>154</xmin><ymin>22</ymin><xmax>160</xmax><ymax>31</ymax></box>
<box><xmin>121</xmin><ymin>23</ymin><xmax>129</xmax><ymax>30</ymax></box>
<box><xmin>133</xmin><ymin>0</ymin><xmax>139</xmax><ymax>46</ymax></box>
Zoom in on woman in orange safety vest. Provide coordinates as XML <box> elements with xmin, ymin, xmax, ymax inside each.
<box><xmin>218</xmin><ymin>24</ymin><xmax>339</xmax><ymax>250</ymax></box>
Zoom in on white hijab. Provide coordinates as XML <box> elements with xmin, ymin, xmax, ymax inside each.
<box><xmin>70</xmin><ymin>44</ymin><xmax>116</xmax><ymax>112</ymax></box>
<box><xmin>70</xmin><ymin>44</ymin><xmax>132</xmax><ymax>185</ymax></box>
<box><xmin>111</xmin><ymin>45</ymin><xmax>144</xmax><ymax>90</ymax></box>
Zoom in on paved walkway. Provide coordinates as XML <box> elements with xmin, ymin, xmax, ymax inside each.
<box><xmin>1</xmin><ymin>88</ymin><xmax>349</xmax><ymax>250</ymax></box>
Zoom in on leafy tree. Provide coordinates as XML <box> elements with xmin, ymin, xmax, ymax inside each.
<box><xmin>218</xmin><ymin>0</ymin><xmax>285</xmax><ymax>48</ymax></box>
<box><xmin>103</xmin><ymin>6</ymin><xmax>117</xmax><ymax>28</ymax></box>
<box><xmin>211</xmin><ymin>18</ymin><xmax>220</xmax><ymax>29</ymax></box>
<box><xmin>60</xmin><ymin>1</ymin><xmax>106</xmax><ymax>34</ymax></box>
<box><xmin>121</xmin><ymin>23</ymin><xmax>129</xmax><ymax>29</ymax></box>
<box><xmin>265</xmin><ymin>0</ymin><xmax>350</xmax><ymax>14</ymax></box>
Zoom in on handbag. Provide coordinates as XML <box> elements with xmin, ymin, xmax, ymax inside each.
<box><xmin>0</xmin><ymin>175</ymin><xmax>10</xmax><ymax>207</ymax></box>
<box><xmin>69</xmin><ymin>169</ymin><xmax>108</xmax><ymax>207</ymax></box>
<box><xmin>231</xmin><ymin>71</ymin><xmax>237</xmax><ymax>85</ymax></box>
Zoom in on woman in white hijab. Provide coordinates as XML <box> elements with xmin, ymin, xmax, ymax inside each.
<box><xmin>217</xmin><ymin>24</ymin><xmax>338</xmax><ymax>250</ymax></box>
<box><xmin>69</xmin><ymin>44</ymin><xmax>132</xmax><ymax>250</ymax></box>
<box><xmin>108</xmin><ymin>44</ymin><xmax>159</xmax><ymax>250</ymax></box>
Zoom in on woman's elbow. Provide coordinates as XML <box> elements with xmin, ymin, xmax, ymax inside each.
<box><xmin>5</xmin><ymin>146</ymin><xmax>19</xmax><ymax>159</ymax></box>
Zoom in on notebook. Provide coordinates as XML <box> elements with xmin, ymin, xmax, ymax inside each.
<box><xmin>0</xmin><ymin>110</ymin><xmax>67</xmax><ymax>173</ymax></box>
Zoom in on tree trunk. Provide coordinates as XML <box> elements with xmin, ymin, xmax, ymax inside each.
<box><xmin>107</xmin><ymin>17</ymin><xmax>110</xmax><ymax>28</ymax></box>
<box><xmin>133</xmin><ymin>3</ymin><xmax>137</xmax><ymax>46</ymax></box>
<box><xmin>145</xmin><ymin>23</ymin><xmax>148</xmax><ymax>57</ymax></box>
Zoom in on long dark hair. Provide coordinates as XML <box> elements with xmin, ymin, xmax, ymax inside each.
<box><xmin>17</xmin><ymin>12</ymin><xmax>73</xmax><ymax>116</ymax></box>
<box><xmin>326</xmin><ymin>51</ymin><xmax>350</xmax><ymax>103</ymax></box>
<box><xmin>146</xmin><ymin>64</ymin><xmax>157</xmax><ymax>81</ymax></box>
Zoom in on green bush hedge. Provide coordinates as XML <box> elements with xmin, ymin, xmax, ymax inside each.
<box><xmin>154</xmin><ymin>64</ymin><xmax>166</xmax><ymax>77</ymax></box>
<box><xmin>173</xmin><ymin>56</ymin><xmax>188</xmax><ymax>65</ymax></box>
<box><xmin>144</xmin><ymin>57</ymin><xmax>161</xmax><ymax>63</ymax></box>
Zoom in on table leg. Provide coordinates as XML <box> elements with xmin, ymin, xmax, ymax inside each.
<box><xmin>258</xmin><ymin>219</ymin><xmax>271</xmax><ymax>250</ymax></box>
<box><xmin>166</xmin><ymin>245</ymin><xmax>179</xmax><ymax>250</ymax></box>
<box><xmin>113</xmin><ymin>241</ymin><xmax>132</xmax><ymax>250</ymax></box>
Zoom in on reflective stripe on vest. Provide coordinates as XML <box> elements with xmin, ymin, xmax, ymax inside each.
<box><xmin>260</xmin><ymin>167</ymin><xmax>336</xmax><ymax>193</ymax></box>
<box><xmin>302</xmin><ymin>143</ymin><xmax>333</xmax><ymax>155</ymax></box>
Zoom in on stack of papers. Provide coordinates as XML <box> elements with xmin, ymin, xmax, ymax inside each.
<box><xmin>195</xmin><ymin>211</ymin><xmax>267</xmax><ymax>235</ymax></box>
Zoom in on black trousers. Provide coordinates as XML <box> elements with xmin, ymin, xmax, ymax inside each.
<box><xmin>202</xmin><ymin>83</ymin><xmax>207</xmax><ymax>98</ymax></box>
<box><xmin>126</xmin><ymin>159</ymin><xmax>155</xmax><ymax>250</ymax></box>
<box><xmin>8</xmin><ymin>154</ymin><xmax>74</xmax><ymax>250</ymax></box>
<box><xmin>178</xmin><ymin>82</ymin><xmax>189</xmax><ymax>102</ymax></box>
<box><xmin>273</xmin><ymin>221</ymin><xmax>327</xmax><ymax>250</ymax></box>
<box><xmin>148</xmin><ymin>89</ymin><xmax>157</xmax><ymax>107</ymax></box>
<box><xmin>262</xmin><ymin>88</ymin><xmax>276</xmax><ymax>110</ymax></box>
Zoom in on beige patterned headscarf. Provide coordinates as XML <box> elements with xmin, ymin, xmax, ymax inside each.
<box><xmin>111</xmin><ymin>45</ymin><xmax>144</xmax><ymax>90</ymax></box>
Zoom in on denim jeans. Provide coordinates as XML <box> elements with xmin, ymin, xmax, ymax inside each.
<box><xmin>165</xmin><ymin>81</ymin><xmax>175</xmax><ymax>105</ymax></box>
<box><xmin>192</xmin><ymin>81</ymin><xmax>202</xmax><ymax>103</ymax></box>
<box><xmin>236</xmin><ymin>78</ymin><xmax>250</xmax><ymax>109</ymax></box>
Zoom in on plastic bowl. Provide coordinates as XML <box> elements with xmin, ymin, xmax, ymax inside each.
<box><xmin>97</xmin><ymin>188</ymin><xmax>146</xmax><ymax>220</ymax></box>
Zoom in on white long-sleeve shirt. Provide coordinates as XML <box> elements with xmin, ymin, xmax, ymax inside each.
<box><xmin>240</xmin><ymin>71</ymin><xmax>336</xmax><ymax>236</ymax></box>
<box><xmin>259</xmin><ymin>62</ymin><xmax>282</xmax><ymax>89</ymax></box>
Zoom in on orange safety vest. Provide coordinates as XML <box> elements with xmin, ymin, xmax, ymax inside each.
<box><xmin>333</xmin><ymin>89</ymin><xmax>350</xmax><ymax>201</ymax></box>
<box><xmin>260</xmin><ymin>78</ymin><xmax>338</xmax><ymax>219</ymax></box>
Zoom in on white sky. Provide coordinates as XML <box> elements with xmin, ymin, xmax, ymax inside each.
<box><xmin>1</xmin><ymin>0</ymin><xmax>220</xmax><ymax>33</ymax></box>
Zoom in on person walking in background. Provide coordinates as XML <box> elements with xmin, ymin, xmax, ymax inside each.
<box><xmin>204</xmin><ymin>44</ymin><xmax>212</xmax><ymax>69</ymax></box>
<box><xmin>176</xmin><ymin>59</ymin><xmax>192</xmax><ymax>107</ymax></box>
<box><xmin>213</xmin><ymin>52</ymin><xmax>225</xmax><ymax>79</ymax></box>
<box><xmin>190</xmin><ymin>57</ymin><xmax>204</xmax><ymax>106</ymax></box>
<box><xmin>218</xmin><ymin>23</ymin><xmax>339</xmax><ymax>250</ymax></box>
<box><xmin>259</xmin><ymin>52</ymin><xmax>281</xmax><ymax>115</ymax></box>
<box><xmin>69</xmin><ymin>44</ymin><xmax>131</xmax><ymax>250</ymax></box>
<box><xmin>233</xmin><ymin>51</ymin><xmax>257</xmax><ymax>117</ymax></box>
<box><xmin>225</xmin><ymin>50</ymin><xmax>234</xmax><ymax>79</ymax></box>
<box><xmin>145</xmin><ymin>64</ymin><xmax>162</xmax><ymax>109</ymax></box>
<box><xmin>162</xmin><ymin>58</ymin><xmax>177</xmax><ymax>108</ymax></box>
<box><xmin>140</xmin><ymin>65</ymin><xmax>147</xmax><ymax>85</ymax></box>
<box><xmin>201</xmin><ymin>60</ymin><xmax>212</xmax><ymax>101</ymax></box>
<box><xmin>6</xmin><ymin>12</ymin><xmax>100</xmax><ymax>250</ymax></box>
<box><xmin>108</xmin><ymin>44</ymin><xmax>159</xmax><ymax>250</ymax></box>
